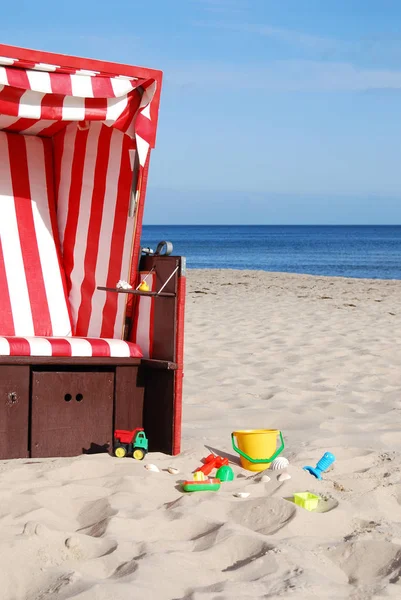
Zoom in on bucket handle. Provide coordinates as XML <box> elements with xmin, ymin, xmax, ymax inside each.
<box><xmin>231</xmin><ymin>431</ymin><xmax>285</xmax><ymax>464</ymax></box>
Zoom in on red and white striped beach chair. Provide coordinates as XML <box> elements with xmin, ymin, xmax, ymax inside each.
<box><xmin>0</xmin><ymin>44</ymin><xmax>185</xmax><ymax>459</ymax></box>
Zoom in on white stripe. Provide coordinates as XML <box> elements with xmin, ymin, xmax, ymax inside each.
<box><xmin>110</xmin><ymin>78</ymin><xmax>135</xmax><ymax>97</ymax></box>
<box><xmin>18</xmin><ymin>90</ymin><xmax>45</xmax><ymax>119</ymax></box>
<box><xmin>28</xmin><ymin>337</ymin><xmax>52</xmax><ymax>356</ymax></box>
<box><xmin>0</xmin><ymin>115</ymin><xmax>22</xmax><ymax>130</ymax></box>
<box><xmin>75</xmin><ymin>69</ymin><xmax>100</xmax><ymax>76</ymax></box>
<box><xmin>0</xmin><ymin>57</ymin><xmax>16</xmax><ymax>66</ymax></box>
<box><xmin>105</xmin><ymin>95</ymin><xmax>128</xmax><ymax>123</ymax></box>
<box><xmin>57</xmin><ymin>123</ymin><xmax>78</xmax><ymax>247</ymax></box>
<box><xmin>68</xmin><ymin>123</ymin><xmax>102</xmax><ymax>327</ymax></box>
<box><xmin>26</xmin><ymin>70</ymin><xmax>52</xmax><ymax>94</ymax></box>
<box><xmin>136</xmin><ymin>135</ymin><xmax>149</xmax><ymax>167</ymax></box>
<box><xmin>62</xmin><ymin>96</ymin><xmax>85</xmax><ymax>121</ymax></box>
<box><xmin>128</xmin><ymin>148</ymin><xmax>136</xmax><ymax>170</ymax></box>
<box><xmin>0</xmin><ymin>66</ymin><xmax>9</xmax><ymax>86</ymax></box>
<box><xmin>106</xmin><ymin>339</ymin><xmax>131</xmax><ymax>357</ymax></box>
<box><xmin>32</xmin><ymin>63</ymin><xmax>59</xmax><ymax>72</ymax></box>
<box><xmin>134</xmin><ymin>273</ymin><xmax>154</xmax><ymax>358</ymax></box>
<box><xmin>68</xmin><ymin>338</ymin><xmax>93</xmax><ymax>356</ymax></box>
<box><xmin>0</xmin><ymin>133</ymin><xmax>34</xmax><ymax>335</ymax></box>
<box><xmin>70</xmin><ymin>74</ymin><xmax>94</xmax><ymax>98</ymax></box>
<box><xmin>0</xmin><ymin>338</ymin><xmax>11</xmax><ymax>355</ymax></box>
<box><xmin>18</xmin><ymin>119</ymin><xmax>58</xmax><ymax>135</ymax></box>
<box><xmin>87</xmin><ymin>129</ymin><xmax>124</xmax><ymax>337</ymax></box>
<box><xmin>25</xmin><ymin>137</ymin><xmax>72</xmax><ymax>336</ymax></box>
<box><xmin>141</xmin><ymin>104</ymin><xmax>151</xmax><ymax>119</ymax></box>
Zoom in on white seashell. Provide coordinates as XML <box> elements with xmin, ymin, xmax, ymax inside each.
<box><xmin>271</xmin><ymin>457</ymin><xmax>290</xmax><ymax>471</ymax></box>
<box><xmin>167</xmin><ymin>467</ymin><xmax>179</xmax><ymax>475</ymax></box>
<box><xmin>261</xmin><ymin>475</ymin><xmax>271</xmax><ymax>483</ymax></box>
<box><xmin>278</xmin><ymin>472</ymin><xmax>291</xmax><ymax>482</ymax></box>
<box><xmin>116</xmin><ymin>279</ymin><xmax>132</xmax><ymax>290</ymax></box>
<box><xmin>145</xmin><ymin>464</ymin><xmax>160</xmax><ymax>472</ymax></box>
<box><xmin>233</xmin><ymin>492</ymin><xmax>250</xmax><ymax>498</ymax></box>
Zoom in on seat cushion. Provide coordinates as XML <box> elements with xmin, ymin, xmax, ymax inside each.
<box><xmin>0</xmin><ymin>337</ymin><xmax>142</xmax><ymax>358</ymax></box>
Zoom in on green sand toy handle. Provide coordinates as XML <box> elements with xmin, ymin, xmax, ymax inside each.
<box><xmin>231</xmin><ymin>431</ymin><xmax>285</xmax><ymax>464</ymax></box>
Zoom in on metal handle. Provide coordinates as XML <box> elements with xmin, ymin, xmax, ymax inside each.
<box><xmin>231</xmin><ymin>431</ymin><xmax>284</xmax><ymax>464</ymax></box>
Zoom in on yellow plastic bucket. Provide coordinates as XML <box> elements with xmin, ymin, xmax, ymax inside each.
<box><xmin>231</xmin><ymin>429</ymin><xmax>285</xmax><ymax>472</ymax></box>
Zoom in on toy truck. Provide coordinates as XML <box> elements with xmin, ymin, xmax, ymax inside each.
<box><xmin>114</xmin><ymin>428</ymin><xmax>149</xmax><ymax>460</ymax></box>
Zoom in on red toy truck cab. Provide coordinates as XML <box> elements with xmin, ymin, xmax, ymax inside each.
<box><xmin>0</xmin><ymin>44</ymin><xmax>185</xmax><ymax>460</ymax></box>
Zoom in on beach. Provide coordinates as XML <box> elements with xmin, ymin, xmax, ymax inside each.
<box><xmin>2</xmin><ymin>269</ymin><xmax>401</xmax><ymax>599</ymax></box>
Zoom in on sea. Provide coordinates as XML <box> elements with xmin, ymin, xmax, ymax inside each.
<box><xmin>141</xmin><ymin>225</ymin><xmax>401</xmax><ymax>280</ymax></box>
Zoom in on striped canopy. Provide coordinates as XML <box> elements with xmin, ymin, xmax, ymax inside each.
<box><xmin>0</xmin><ymin>56</ymin><xmax>156</xmax><ymax>167</ymax></box>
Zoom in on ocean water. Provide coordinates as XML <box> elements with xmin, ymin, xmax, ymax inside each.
<box><xmin>141</xmin><ymin>225</ymin><xmax>401</xmax><ymax>280</ymax></box>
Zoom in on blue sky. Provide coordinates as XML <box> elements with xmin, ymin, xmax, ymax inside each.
<box><xmin>2</xmin><ymin>0</ymin><xmax>401</xmax><ymax>223</ymax></box>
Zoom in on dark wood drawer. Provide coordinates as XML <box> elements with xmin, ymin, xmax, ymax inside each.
<box><xmin>31</xmin><ymin>370</ymin><xmax>114</xmax><ymax>458</ymax></box>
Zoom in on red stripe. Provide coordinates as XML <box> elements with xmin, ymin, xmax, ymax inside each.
<box><xmin>4</xmin><ymin>117</ymin><xmax>38</xmax><ymax>132</ymax></box>
<box><xmin>53</xmin><ymin>127</ymin><xmax>66</xmax><ymax>209</ymax></box>
<box><xmin>46</xmin><ymin>337</ymin><xmax>72</xmax><ymax>356</ymax></box>
<box><xmin>4</xmin><ymin>66</ymin><xmax>30</xmax><ymax>90</ymax></box>
<box><xmin>41</xmin><ymin>92</ymin><xmax>64</xmax><ymax>120</ymax></box>
<box><xmin>126</xmin><ymin>342</ymin><xmax>142</xmax><ymax>358</ymax></box>
<box><xmin>113</xmin><ymin>90</ymin><xmax>141</xmax><ymax>133</ymax></box>
<box><xmin>91</xmin><ymin>76</ymin><xmax>115</xmax><ymax>98</ymax></box>
<box><xmin>100</xmin><ymin>134</ymin><xmax>134</xmax><ymax>338</ymax></box>
<box><xmin>135</xmin><ymin>113</ymin><xmax>153</xmax><ymax>145</ymax></box>
<box><xmin>49</xmin><ymin>72</ymin><xmax>72</xmax><ymax>96</ymax></box>
<box><xmin>173</xmin><ymin>275</ymin><xmax>186</xmax><ymax>455</ymax></box>
<box><xmin>0</xmin><ymin>240</ymin><xmax>15</xmax><ymax>335</ymax></box>
<box><xmin>7</xmin><ymin>134</ymin><xmax>53</xmax><ymax>336</ymax></box>
<box><xmin>8</xmin><ymin>337</ymin><xmax>31</xmax><ymax>356</ymax></box>
<box><xmin>75</xmin><ymin>125</ymin><xmax>112</xmax><ymax>336</ymax></box>
<box><xmin>86</xmin><ymin>338</ymin><xmax>111</xmax><ymax>356</ymax></box>
<box><xmin>0</xmin><ymin>85</ymin><xmax>26</xmax><ymax>117</ymax></box>
<box><xmin>62</xmin><ymin>127</ymin><xmax>89</xmax><ymax>295</ymax></box>
<box><xmin>38</xmin><ymin>121</ymin><xmax>69</xmax><ymax>137</ymax></box>
<box><xmin>148</xmin><ymin>280</ymin><xmax>155</xmax><ymax>358</ymax></box>
<box><xmin>84</xmin><ymin>97</ymin><xmax>108</xmax><ymax>121</ymax></box>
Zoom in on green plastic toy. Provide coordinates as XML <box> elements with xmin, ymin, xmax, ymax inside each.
<box><xmin>216</xmin><ymin>465</ymin><xmax>235</xmax><ymax>481</ymax></box>
<box><xmin>182</xmin><ymin>478</ymin><xmax>221</xmax><ymax>492</ymax></box>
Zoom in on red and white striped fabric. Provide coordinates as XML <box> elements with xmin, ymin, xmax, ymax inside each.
<box><xmin>0</xmin><ymin>59</ymin><xmax>156</xmax><ymax>171</ymax></box>
<box><xmin>131</xmin><ymin>271</ymin><xmax>156</xmax><ymax>358</ymax></box>
<box><xmin>0</xmin><ymin>336</ymin><xmax>142</xmax><ymax>357</ymax></box>
<box><xmin>55</xmin><ymin>122</ymin><xmax>136</xmax><ymax>339</ymax></box>
<box><xmin>0</xmin><ymin>130</ymin><xmax>72</xmax><ymax>337</ymax></box>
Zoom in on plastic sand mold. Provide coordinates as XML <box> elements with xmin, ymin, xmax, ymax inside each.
<box><xmin>293</xmin><ymin>492</ymin><xmax>320</xmax><ymax>511</ymax></box>
<box><xmin>183</xmin><ymin>478</ymin><xmax>221</xmax><ymax>492</ymax></box>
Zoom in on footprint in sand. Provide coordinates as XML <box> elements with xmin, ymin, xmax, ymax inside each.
<box><xmin>229</xmin><ymin>497</ymin><xmax>296</xmax><ymax>536</ymax></box>
<box><xmin>327</xmin><ymin>540</ymin><xmax>401</xmax><ymax>585</ymax></box>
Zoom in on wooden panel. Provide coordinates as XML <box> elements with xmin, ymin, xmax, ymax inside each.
<box><xmin>31</xmin><ymin>371</ymin><xmax>114</xmax><ymax>458</ymax></box>
<box><xmin>142</xmin><ymin>367</ymin><xmax>175</xmax><ymax>454</ymax></box>
<box><xmin>114</xmin><ymin>366</ymin><xmax>144</xmax><ymax>431</ymax></box>
<box><xmin>0</xmin><ymin>366</ymin><xmax>29</xmax><ymax>459</ymax></box>
<box><xmin>138</xmin><ymin>256</ymin><xmax>180</xmax><ymax>361</ymax></box>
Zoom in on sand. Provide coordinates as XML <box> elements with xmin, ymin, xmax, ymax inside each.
<box><xmin>2</xmin><ymin>269</ymin><xmax>401</xmax><ymax>599</ymax></box>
